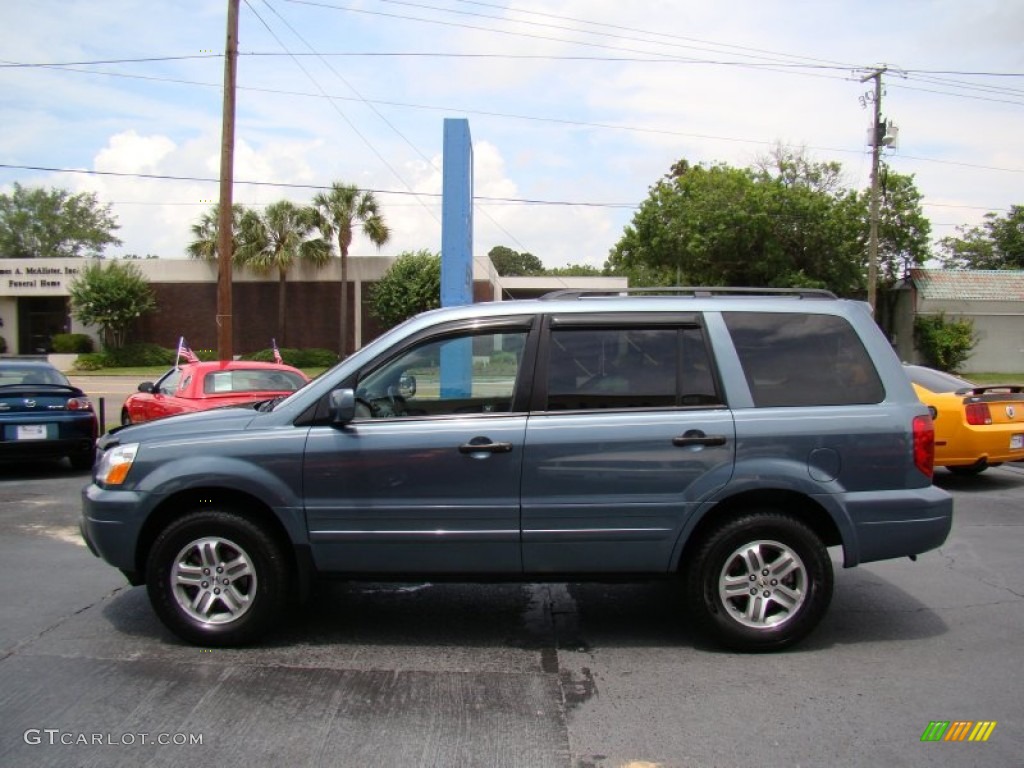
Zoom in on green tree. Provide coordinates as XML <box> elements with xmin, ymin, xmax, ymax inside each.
<box><xmin>606</xmin><ymin>151</ymin><xmax>903</xmax><ymax>297</ymax></box>
<box><xmin>546</xmin><ymin>263</ymin><xmax>602</xmax><ymax>276</ymax></box>
<box><xmin>606</xmin><ymin>161</ymin><xmax>777</xmax><ymax>287</ymax></box>
<box><xmin>487</xmin><ymin>246</ymin><xmax>545</xmax><ymax>276</ymax></box>
<box><xmin>872</xmin><ymin>167</ymin><xmax>932</xmax><ymax>285</ymax></box>
<box><xmin>869</xmin><ymin>167</ymin><xmax>932</xmax><ymax>335</ymax></box>
<box><xmin>236</xmin><ymin>201</ymin><xmax>331</xmax><ymax>347</ymax></box>
<box><xmin>751</xmin><ymin>152</ymin><xmax>866</xmax><ymax>294</ymax></box>
<box><xmin>370</xmin><ymin>250</ymin><xmax>441</xmax><ymax>328</ymax></box>
<box><xmin>938</xmin><ymin>205</ymin><xmax>1024</xmax><ymax>270</ymax></box>
<box><xmin>0</xmin><ymin>182</ymin><xmax>121</xmax><ymax>258</ymax></box>
<box><xmin>313</xmin><ymin>182</ymin><xmax>391</xmax><ymax>357</ymax></box>
<box><xmin>186</xmin><ymin>203</ymin><xmax>245</xmax><ymax>262</ymax></box>
<box><xmin>67</xmin><ymin>260</ymin><xmax>156</xmax><ymax>349</ymax></box>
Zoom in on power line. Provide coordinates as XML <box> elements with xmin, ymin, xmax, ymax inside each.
<box><xmin>243</xmin><ymin>0</ymin><xmax>422</xmax><ymax>206</ymax></box>
<box><xmin>13</xmin><ymin>59</ymin><xmax>1024</xmax><ymax>173</ymax></box>
<box><xmin>0</xmin><ymin>162</ymin><xmax>638</xmax><ymax>207</ymax></box>
<box><xmin>285</xmin><ymin>0</ymin><xmax>1024</xmax><ymax>105</ymax></box>
<box><xmin>448</xmin><ymin>0</ymin><xmax>850</xmax><ymax>66</ymax></box>
<box><xmin>342</xmin><ymin>0</ymin><xmax>856</xmax><ymax>70</ymax></box>
<box><xmin>11</xmin><ymin>50</ymin><xmax>1023</xmax><ymax>105</ymax></box>
<box><xmin>3</xmin><ymin>163</ymin><xmax>1016</xmax><ymax>217</ymax></box>
<box><xmin>5</xmin><ymin>51</ymin><xmax>1021</xmax><ymax>80</ymax></box>
<box><xmin>282</xmin><ymin>0</ymin><xmax>853</xmax><ymax>82</ymax></box>
<box><xmin>0</xmin><ymin>54</ymin><xmax>220</xmax><ymax>68</ymax></box>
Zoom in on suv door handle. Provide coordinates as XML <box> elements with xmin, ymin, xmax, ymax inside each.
<box><xmin>458</xmin><ymin>440</ymin><xmax>513</xmax><ymax>454</ymax></box>
<box><xmin>672</xmin><ymin>432</ymin><xmax>727</xmax><ymax>447</ymax></box>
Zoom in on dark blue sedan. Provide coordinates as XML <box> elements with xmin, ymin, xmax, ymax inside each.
<box><xmin>0</xmin><ymin>359</ymin><xmax>98</xmax><ymax>470</ymax></box>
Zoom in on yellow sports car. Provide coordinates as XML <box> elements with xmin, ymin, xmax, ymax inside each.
<box><xmin>905</xmin><ymin>364</ymin><xmax>1024</xmax><ymax>475</ymax></box>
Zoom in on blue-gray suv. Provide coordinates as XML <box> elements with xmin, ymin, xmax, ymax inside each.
<box><xmin>81</xmin><ymin>288</ymin><xmax>953</xmax><ymax>651</ymax></box>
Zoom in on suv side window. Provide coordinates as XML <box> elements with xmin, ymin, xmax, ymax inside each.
<box><xmin>355</xmin><ymin>330</ymin><xmax>528</xmax><ymax>418</ymax></box>
<box><xmin>545</xmin><ymin>326</ymin><xmax>720</xmax><ymax>410</ymax></box>
<box><xmin>723</xmin><ymin>311</ymin><xmax>885</xmax><ymax>407</ymax></box>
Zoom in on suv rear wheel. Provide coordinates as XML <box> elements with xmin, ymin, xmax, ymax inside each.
<box><xmin>146</xmin><ymin>509</ymin><xmax>289</xmax><ymax>646</ymax></box>
<box><xmin>686</xmin><ymin>512</ymin><xmax>833</xmax><ymax>652</ymax></box>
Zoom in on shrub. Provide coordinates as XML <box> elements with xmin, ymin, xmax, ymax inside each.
<box><xmin>248</xmin><ymin>347</ymin><xmax>338</xmax><ymax>368</ymax></box>
<box><xmin>52</xmin><ymin>333</ymin><xmax>95</xmax><ymax>354</ymax></box>
<box><xmin>72</xmin><ymin>353</ymin><xmax>108</xmax><ymax>371</ymax></box>
<box><xmin>103</xmin><ymin>343</ymin><xmax>177</xmax><ymax>367</ymax></box>
<box><xmin>914</xmin><ymin>313</ymin><xmax>978</xmax><ymax>373</ymax></box>
<box><xmin>68</xmin><ymin>260</ymin><xmax>156</xmax><ymax>349</ymax></box>
<box><xmin>290</xmin><ymin>348</ymin><xmax>339</xmax><ymax>368</ymax></box>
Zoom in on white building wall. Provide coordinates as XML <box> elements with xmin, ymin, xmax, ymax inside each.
<box><xmin>917</xmin><ymin>298</ymin><xmax>1024</xmax><ymax>374</ymax></box>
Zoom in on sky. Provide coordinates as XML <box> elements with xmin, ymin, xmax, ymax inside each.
<box><xmin>1</xmin><ymin>0</ymin><xmax>1023</xmax><ymax>271</ymax></box>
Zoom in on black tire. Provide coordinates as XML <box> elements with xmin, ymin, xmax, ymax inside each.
<box><xmin>948</xmin><ymin>464</ymin><xmax>988</xmax><ymax>476</ymax></box>
<box><xmin>685</xmin><ymin>511</ymin><xmax>833</xmax><ymax>652</ymax></box>
<box><xmin>120</xmin><ymin>408</ymin><xmax>132</xmax><ymax>426</ymax></box>
<box><xmin>146</xmin><ymin>509</ymin><xmax>290</xmax><ymax>646</ymax></box>
<box><xmin>68</xmin><ymin>448</ymin><xmax>96</xmax><ymax>471</ymax></box>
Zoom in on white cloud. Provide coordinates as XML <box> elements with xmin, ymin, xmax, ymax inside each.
<box><xmin>94</xmin><ymin>131</ymin><xmax>176</xmax><ymax>174</ymax></box>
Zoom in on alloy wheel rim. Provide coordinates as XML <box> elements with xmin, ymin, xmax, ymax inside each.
<box><xmin>718</xmin><ymin>539</ymin><xmax>808</xmax><ymax>629</ymax></box>
<box><xmin>171</xmin><ymin>536</ymin><xmax>257</xmax><ymax>625</ymax></box>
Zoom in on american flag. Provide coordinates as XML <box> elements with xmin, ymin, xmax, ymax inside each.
<box><xmin>272</xmin><ymin>338</ymin><xmax>283</xmax><ymax>365</ymax></box>
<box><xmin>177</xmin><ymin>336</ymin><xmax>200</xmax><ymax>365</ymax></box>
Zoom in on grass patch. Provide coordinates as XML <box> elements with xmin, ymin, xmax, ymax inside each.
<box><xmin>964</xmin><ymin>372</ymin><xmax>1024</xmax><ymax>385</ymax></box>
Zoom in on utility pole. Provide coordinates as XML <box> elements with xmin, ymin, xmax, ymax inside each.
<box><xmin>216</xmin><ymin>0</ymin><xmax>239</xmax><ymax>359</ymax></box>
<box><xmin>860</xmin><ymin>66</ymin><xmax>886</xmax><ymax>315</ymax></box>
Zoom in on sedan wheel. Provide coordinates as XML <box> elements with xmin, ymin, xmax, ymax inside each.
<box><xmin>948</xmin><ymin>463</ymin><xmax>988</xmax><ymax>476</ymax></box>
<box><xmin>68</xmin><ymin>448</ymin><xmax>96</xmax><ymax>471</ymax></box>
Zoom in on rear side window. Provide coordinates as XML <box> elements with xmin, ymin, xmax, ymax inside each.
<box><xmin>724</xmin><ymin>312</ymin><xmax>884</xmax><ymax>407</ymax></box>
<box><xmin>545</xmin><ymin>326</ymin><xmax>720</xmax><ymax>410</ymax></box>
<box><xmin>203</xmin><ymin>369</ymin><xmax>306</xmax><ymax>394</ymax></box>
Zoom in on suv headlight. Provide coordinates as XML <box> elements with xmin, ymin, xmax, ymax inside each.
<box><xmin>95</xmin><ymin>443</ymin><xmax>139</xmax><ymax>486</ymax></box>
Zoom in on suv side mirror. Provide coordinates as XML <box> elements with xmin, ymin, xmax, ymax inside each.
<box><xmin>329</xmin><ymin>389</ymin><xmax>357</xmax><ymax>425</ymax></box>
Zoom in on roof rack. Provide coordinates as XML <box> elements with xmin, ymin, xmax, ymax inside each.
<box><xmin>538</xmin><ymin>286</ymin><xmax>838</xmax><ymax>301</ymax></box>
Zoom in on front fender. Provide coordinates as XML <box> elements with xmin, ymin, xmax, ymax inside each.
<box><xmin>127</xmin><ymin>429</ymin><xmax>310</xmax><ymax>539</ymax></box>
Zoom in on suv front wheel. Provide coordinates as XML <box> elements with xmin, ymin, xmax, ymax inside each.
<box><xmin>686</xmin><ymin>512</ymin><xmax>833</xmax><ymax>652</ymax></box>
<box><xmin>146</xmin><ymin>509</ymin><xmax>289</xmax><ymax>646</ymax></box>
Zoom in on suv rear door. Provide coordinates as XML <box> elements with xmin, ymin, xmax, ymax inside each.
<box><xmin>521</xmin><ymin>314</ymin><xmax>736</xmax><ymax>573</ymax></box>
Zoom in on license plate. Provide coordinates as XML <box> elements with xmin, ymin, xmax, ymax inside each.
<box><xmin>1012</xmin><ymin>434</ymin><xmax>1023</xmax><ymax>451</ymax></box>
<box><xmin>16</xmin><ymin>425</ymin><xmax>48</xmax><ymax>440</ymax></box>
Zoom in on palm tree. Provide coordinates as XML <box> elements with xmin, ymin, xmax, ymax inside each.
<box><xmin>313</xmin><ymin>183</ymin><xmax>390</xmax><ymax>357</ymax></box>
<box><xmin>235</xmin><ymin>200</ymin><xmax>331</xmax><ymax>347</ymax></box>
<box><xmin>186</xmin><ymin>203</ymin><xmax>245</xmax><ymax>261</ymax></box>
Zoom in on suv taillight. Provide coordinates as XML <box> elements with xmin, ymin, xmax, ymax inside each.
<box><xmin>912</xmin><ymin>415</ymin><xmax>935</xmax><ymax>479</ymax></box>
<box><xmin>965</xmin><ymin>403</ymin><xmax>992</xmax><ymax>425</ymax></box>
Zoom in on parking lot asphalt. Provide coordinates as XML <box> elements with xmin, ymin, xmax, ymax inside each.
<box><xmin>0</xmin><ymin>460</ymin><xmax>1022</xmax><ymax>767</ymax></box>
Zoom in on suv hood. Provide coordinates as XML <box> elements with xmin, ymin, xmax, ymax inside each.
<box><xmin>100</xmin><ymin>404</ymin><xmax>260</xmax><ymax>448</ymax></box>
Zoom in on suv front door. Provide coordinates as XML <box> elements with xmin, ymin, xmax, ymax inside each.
<box><xmin>302</xmin><ymin>320</ymin><xmax>535</xmax><ymax>574</ymax></box>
